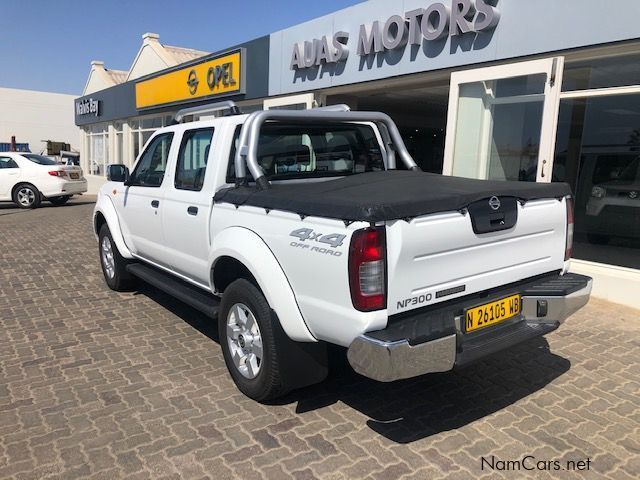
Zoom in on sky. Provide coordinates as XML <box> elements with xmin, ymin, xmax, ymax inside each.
<box><xmin>0</xmin><ymin>0</ymin><xmax>363</xmax><ymax>96</ymax></box>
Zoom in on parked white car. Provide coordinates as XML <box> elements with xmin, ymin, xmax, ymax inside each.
<box><xmin>0</xmin><ymin>152</ymin><xmax>87</xmax><ymax>208</ymax></box>
<box><xmin>94</xmin><ymin>102</ymin><xmax>592</xmax><ymax>402</ymax></box>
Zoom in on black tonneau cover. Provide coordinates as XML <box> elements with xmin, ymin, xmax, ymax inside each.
<box><xmin>214</xmin><ymin>171</ymin><xmax>571</xmax><ymax>222</ymax></box>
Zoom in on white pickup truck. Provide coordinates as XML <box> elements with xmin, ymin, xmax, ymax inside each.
<box><xmin>94</xmin><ymin>102</ymin><xmax>592</xmax><ymax>402</ymax></box>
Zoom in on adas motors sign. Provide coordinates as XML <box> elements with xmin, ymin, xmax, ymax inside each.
<box><xmin>75</xmin><ymin>98</ymin><xmax>101</xmax><ymax>117</ymax></box>
<box><xmin>290</xmin><ymin>0</ymin><xmax>500</xmax><ymax>70</ymax></box>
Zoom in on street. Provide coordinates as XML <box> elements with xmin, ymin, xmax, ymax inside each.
<box><xmin>0</xmin><ymin>198</ymin><xmax>638</xmax><ymax>479</ymax></box>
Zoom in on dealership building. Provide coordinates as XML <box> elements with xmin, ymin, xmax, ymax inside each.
<box><xmin>75</xmin><ymin>0</ymin><xmax>640</xmax><ymax>307</ymax></box>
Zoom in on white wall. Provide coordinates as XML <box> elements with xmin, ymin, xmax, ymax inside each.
<box><xmin>570</xmin><ymin>260</ymin><xmax>640</xmax><ymax>311</ymax></box>
<box><xmin>127</xmin><ymin>44</ymin><xmax>168</xmax><ymax>81</ymax></box>
<box><xmin>0</xmin><ymin>87</ymin><xmax>81</xmax><ymax>154</ymax></box>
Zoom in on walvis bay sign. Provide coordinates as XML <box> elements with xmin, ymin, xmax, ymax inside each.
<box><xmin>75</xmin><ymin>98</ymin><xmax>101</xmax><ymax>117</ymax></box>
<box><xmin>289</xmin><ymin>0</ymin><xmax>500</xmax><ymax>70</ymax></box>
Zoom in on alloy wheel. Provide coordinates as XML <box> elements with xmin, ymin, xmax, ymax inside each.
<box><xmin>17</xmin><ymin>187</ymin><xmax>36</xmax><ymax>207</ymax></box>
<box><xmin>226</xmin><ymin>303</ymin><xmax>263</xmax><ymax>379</ymax></box>
<box><xmin>101</xmin><ymin>236</ymin><xmax>115</xmax><ymax>279</ymax></box>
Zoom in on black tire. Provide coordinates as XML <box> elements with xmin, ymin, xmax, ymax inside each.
<box><xmin>98</xmin><ymin>224</ymin><xmax>136</xmax><ymax>291</ymax></box>
<box><xmin>587</xmin><ymin>233</ymin><xmax>609</xmax><ymax>245</ymax></box>
<box><xmin>12</xmin><ymin>183</ymin><xmax>41</xmax><ymax>209</ymax></box>
<box><xmin>219</xmin><ymin>279</ymin><xmax>289</xmax><ymax>402</ymax></box>
<box><xmin>49</xmin><ymin>195</ymin><xmax>71</xmax><ymax>206</ymax></box>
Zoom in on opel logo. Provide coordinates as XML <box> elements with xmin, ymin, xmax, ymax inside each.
<box><xmin>187</xmin><ymin>69</ymin><xmax>199</xmax><ymax>95</ymax></box>
<box><xmin>489</xmin><ymin>196</ymin><xmax>501</xmax><ymax>211</ymax></box>
<box><xmin>630</xmin><ymin>191</ymin><xmax>638</xmax><ymax>199</ymax></box>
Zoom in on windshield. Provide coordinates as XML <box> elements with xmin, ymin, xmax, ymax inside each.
<box><xmin>619</xmin><ymin>157</ymin><xmax>640</xmax><ymax>182</ymax></box>
<box><xmin>22</xmin><ymin>154</ymin><xmax>58</xmax><ymax>166</ymax></box>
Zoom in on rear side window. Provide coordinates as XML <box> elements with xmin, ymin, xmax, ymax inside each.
<box><xmin>22</xmin><ymin>154</ymin><xmax>57</xmax><ymax>165</ymax></box>
<box><xmin>129</xmin><ymin>133</ymin><xmax>174</xmax><ymax>187</ymax></box>
<box><xmin>0</xmin><ymin>157</ymin><xmax>19</xmax><ymax>168</ymax></box>
<box><xmin>175</xmin><ymin>128</ymin><xmax>214</xmax><ymax>191</ymax></box>
<box><xmin>226</xmin><ymin>125</ymin><xmax>243</xmax><ymax>183</ymax></box>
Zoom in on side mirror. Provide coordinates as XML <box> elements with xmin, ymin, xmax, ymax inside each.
<box><xmin>107</xmin><ymin>164</ymin><xmax>129</xmax><ymax>183</ymax></box>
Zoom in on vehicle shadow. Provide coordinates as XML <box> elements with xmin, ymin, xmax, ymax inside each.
<box><xmin>135</xmin><ymin>284</ymin><xmax>220</xmax><ymax>343</ymax></box>
<box><xmin>0</xmin><ymin>199</ymin><xmax>95</xmax><ymax>212</ymax></box>
<box><xmin>135</xmin><ymin>284</ymin><xmax>570</xmax><ymax>444</ymax></box>
<box><xmin>284</xmin><ymin>339</ymin><xmax>569</xmax><ymax>443</ymax></box>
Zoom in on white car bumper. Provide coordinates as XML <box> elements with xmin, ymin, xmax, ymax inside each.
<box><xmin>41</xmin><ymin>178</ymin><xmax>88</xmax><ymax>197</ymax></box>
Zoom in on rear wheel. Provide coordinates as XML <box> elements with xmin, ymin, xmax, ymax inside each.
<box><xmin>219</xmin><ymin>279</ymin><xmax>289</xmax><ymax>402</ymax></box>
<box><xmin>98</xmin><ymin>224</ymin><xmax>136</xmax><ymax>291</ymax></box>
<box><xmin>49</xmin><ymin>195</ymin><xmax>71</xmax><ymax>206</ymax></box>
<box><xmin>13</xmin><ymin>184</ymin><xmax>41</xmax><ymax>209</ymax></box>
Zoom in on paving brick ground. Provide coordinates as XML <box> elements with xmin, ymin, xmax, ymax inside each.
<box><xmin>0</xmin><ymin>197</ymin><xmax>639</xmax><ymax>480</ymax></box>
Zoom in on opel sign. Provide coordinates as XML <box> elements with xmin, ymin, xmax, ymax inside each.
<box><xmin>187</xmin><ymin>69</ymin><xmax>199</xmax><ymax>95</ymax></box>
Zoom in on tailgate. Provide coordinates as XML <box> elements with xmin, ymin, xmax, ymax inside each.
<box><xmin>386</xmin><ymin>197</ymin><xmax>568</xmax><ymax>315</ymax></box>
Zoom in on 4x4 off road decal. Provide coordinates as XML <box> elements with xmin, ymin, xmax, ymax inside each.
<box><xmin>289</xmin><ymin>228</ymin><xmax>345</xmax><ymax>257</ymax></box>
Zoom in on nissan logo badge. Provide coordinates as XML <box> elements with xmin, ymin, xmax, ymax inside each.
<box><xmin>489</xmin><ymin>196</ymin><xmax>501</xmax><ymax>211</ymax></box>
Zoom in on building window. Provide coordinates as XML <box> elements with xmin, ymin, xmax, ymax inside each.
<box><xmin>553</xmin><ymin>53</ymin><xmax>640</xmax><ymax>270</ymax></box>
<box><xmin>114</xmin><ymin>122</ymin><xmax>123</xmax><ymax>165</ymax></box>
<box><xmin>87</xmin><ymin>124</ymin><xmax>108</xmax><ymax>176</ymax></box>
<box><xmin>562</xmin><ymin>53</ymin><xmax>640</xmax><ymax>92</ymax></box>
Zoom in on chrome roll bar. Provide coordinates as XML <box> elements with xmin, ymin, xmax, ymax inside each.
<box><xmin>174</xmin><ymin>100</ymin><xmax>240</xmax><ymax>123</ymax></box>
<box><xmin>234</xmin><ymin>108</ymin><xmax>419</xmax><ymax>189</ymax></box>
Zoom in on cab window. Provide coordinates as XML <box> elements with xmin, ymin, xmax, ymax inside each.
<box><xmin>128</xmin><ymin>133</ymin><xmax>174</xmax><ymax>187</ymax></box>
<box><xmin>175</xmin><ymin>128</ymin><xmax>214</xmax><ymax>191</ymax></box>
<box><xmin>0</xmin><ymin>157</ymin><xmax>19</xmax><ymax>169</ymax></box>
<box><xmin>226</xmin><ymin>123</ymin><xmax>384</xmax><ymax>182</ymax></box>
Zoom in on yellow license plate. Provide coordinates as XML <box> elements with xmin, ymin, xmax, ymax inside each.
<box><xmin>70</xmin><ymin>173</ymin><xmax>79</xmax><ymax>179</ymax></box>
<box><xmin>465</xmin><ymin>294</ymin><xmax>521</xmax><ymax>333</ymax></box>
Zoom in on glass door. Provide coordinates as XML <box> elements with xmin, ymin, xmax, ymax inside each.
<box><xmin>443</xmin><ymin>58</ymin><xmax>564</xmax><ymax>183</ymax></box>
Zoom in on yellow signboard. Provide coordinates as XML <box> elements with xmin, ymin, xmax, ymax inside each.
<box><xmin>135</xmin><ymin>50</ymin><xmax>242</xmax><ymax>109</ymax></box>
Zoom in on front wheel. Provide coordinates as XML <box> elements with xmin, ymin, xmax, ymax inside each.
<box><xmin>98</xmin><ymin>224</ymin><xmax>136</xmax><ymax>291</ymax></box>
<box><xmin>219</xmin><ymin>279</ymin><xmax>289</xmax><ymax>402</ymax></box>
<box><xmin>49</xmin><ymin>195</ymin><xmax>71</xmax><ymax>206</ymax></box>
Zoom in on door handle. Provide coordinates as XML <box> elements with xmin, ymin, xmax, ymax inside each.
<box><xmin>151</xmin><ymin>200</ymin><xmax>159</xmax><ymax>208</ymax></box>
<box><xmin>187</xmin><ymin>206</ymin><xmax>198</xmax><ymax>216</ymax></box>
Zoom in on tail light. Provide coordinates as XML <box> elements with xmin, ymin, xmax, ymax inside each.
<box><xmin>565</xmin><ymin>196</ymin><xmax>574</xmax><ymax>261</ymax></box>
<box><xmin>48</xmin><ymin>170</ymin><xmax>67</xmax><ymax>177</ymax></box>
<box><xmin>349</xmin><ymin>227</ymin><xmax>386</xmax><ymax>311</ymax></box>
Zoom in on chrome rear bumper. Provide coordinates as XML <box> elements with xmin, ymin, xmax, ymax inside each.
<box><xmin>347</xmin><ymin>277</ymin><xmax>592</xmax><ymax>382</ymax></box>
